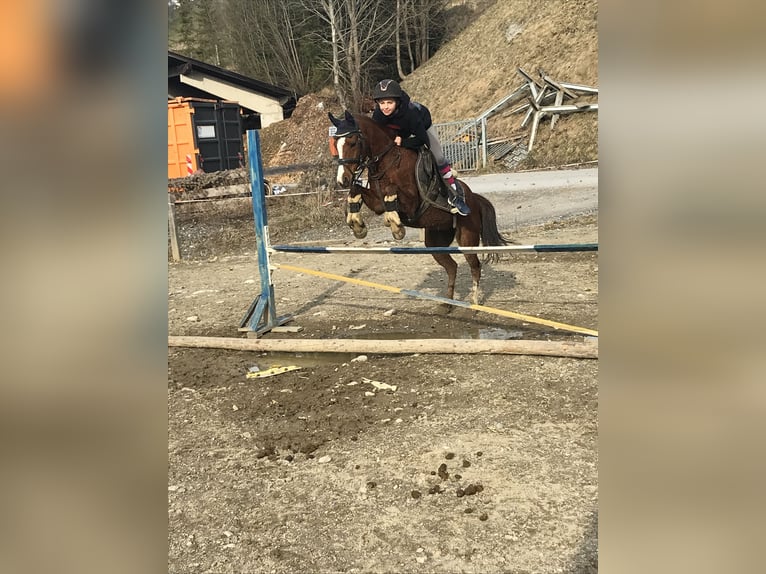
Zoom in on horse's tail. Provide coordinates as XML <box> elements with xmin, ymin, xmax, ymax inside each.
<box><xmin>475</xmin><ymin>193</ymin><xmax>514</xmax><ymax>262</ymax></box>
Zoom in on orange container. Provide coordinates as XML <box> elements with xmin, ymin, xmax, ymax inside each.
<box><xmin>167</xmin><ymin>98</ymin><xmax>200</xmax><ymax>178</ymax></box>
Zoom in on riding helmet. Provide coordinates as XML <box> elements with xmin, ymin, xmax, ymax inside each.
<box><xmin>373</xmin><ymin>79</ymin><xmax>402</xmax><ymax>101</ymax></box>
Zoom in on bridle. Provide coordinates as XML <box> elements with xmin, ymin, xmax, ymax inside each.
<box><xmin>334</xmin><ymin>127</ymin><xmax>397</xmax><ymax>186</ymax></box>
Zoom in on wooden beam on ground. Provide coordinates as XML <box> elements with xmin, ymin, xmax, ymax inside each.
<box><xmin>517</xmin><ymin>68</ymin><xmax>544</xmax><ymax>92</ymax></box>
<box><xmin>509</xmin><ymin>91</ymin><xmax>558</xmax><ymax>115</ymax></box>
<box><xmin>550</xmin><ymin>90</ymin><xmax>565</xmax><ymax>131</ymax></box>
<box><xmin>521</xmin><ymin>84</ymin><xmax>550</xmax><ymax>127</ymax></box>
<box><xmin>540</xmin><ymin>72</ymin><xmax>578</xmax><ymax>100</ymax></box>
<box><xmin>540</xmin><ymin>103</ymin><xmax>599</xmax><ymax>114</ymax></box>
<box><xmin>168</xmin><ymin>336</ymin><xmax>599</xmax><ymax>359</ymax></box>
<box><xmin>559</xmin><ymin>81</ymin><xmax>599</xmax><ymax>94</ymax></box>
<box><xmin>528</xmin><ymin>110</ymin><xmax>543</xmax><ymax>151</ymax></box>
<box><xmin>474</xmin><ymin>83</ymin><xmax>531</xmax><ymax>122</ymax></box>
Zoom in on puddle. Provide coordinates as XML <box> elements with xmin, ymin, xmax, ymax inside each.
<box><xmin>342</xmin><ymin>328</ymin><xmax>524</xmax><ymax>341</ymax></box>
<box><xmin>475</xmin><ymin>327</ymin><xmax>525</xmax><ymax>340</ymax></box>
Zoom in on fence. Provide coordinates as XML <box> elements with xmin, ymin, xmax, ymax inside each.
<box><xmin>434</xmin><ymin>118</ymin><xmax>525</xmax><ymax>171</ymax></box>
<box><xmin>433</xmin><ymin>120</ymin><xmax>481</xmax><ymax>171</ymax></box>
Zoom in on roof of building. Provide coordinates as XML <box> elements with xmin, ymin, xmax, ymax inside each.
<box><xmin>168</xmin><ymin>51</ymin><xmax>298</xmax><ymax>113</ymax></box>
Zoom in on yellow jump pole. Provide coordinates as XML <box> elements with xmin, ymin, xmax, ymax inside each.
<box><xmin>276</xmin><ymin>263</ymin><xmax>598</xmax><ymax>338</ymax></box>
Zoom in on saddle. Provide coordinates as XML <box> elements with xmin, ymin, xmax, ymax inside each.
<box><xmin>412</xmin><ymin>147</ymin><xmax>453</xmax><ymax>218</ymax></box>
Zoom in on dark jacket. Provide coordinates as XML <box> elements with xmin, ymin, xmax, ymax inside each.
<box><xmin>371</xmin><ymin>89</ymin><xmax>433</xmax><ymax>150</ymax></box>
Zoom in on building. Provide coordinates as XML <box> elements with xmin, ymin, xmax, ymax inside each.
<box><xmin>168</xmin><ymin>51</ymin><xmax>297</xmax><ymax>130</ymax></box>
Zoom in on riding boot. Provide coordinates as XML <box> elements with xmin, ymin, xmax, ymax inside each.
<box><xmin>439</xmin><ymin>164</ymin><xmax>470</xmax><ymax>216</ymax></box>
<box><xmin>448</xmin><ymin>182</ymin><xmax>471</xmax><ymax>216</ymax></box>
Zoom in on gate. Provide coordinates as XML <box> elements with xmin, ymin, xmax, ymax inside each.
<box><xmin>433</xmin><ymin>120</ymin><xmax>481</xmax><ymax>171</ymax></box>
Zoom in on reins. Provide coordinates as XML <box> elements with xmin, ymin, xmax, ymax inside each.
<box><xmin>335</xmin><ymin>128</ymin><xmax>398</xmax><ymax>185</ymax></box>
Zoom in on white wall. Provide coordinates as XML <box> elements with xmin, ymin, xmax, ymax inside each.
<box><xmin>180</xmin><ymin>72</ymin><xmax>285</xmax><ymax>127</ymax></box>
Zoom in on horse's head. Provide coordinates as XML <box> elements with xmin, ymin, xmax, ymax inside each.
<box><xmin>329</xmin><ymin>110</ymin><xmax>365</xmax><ymax>188</ymax></box>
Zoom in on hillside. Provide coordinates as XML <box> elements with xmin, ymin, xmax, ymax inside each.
<box><xmin>406</xmin><ymin>0</ymin><xmax>598</xmax><ymax>167</ymax></box>
<box><xmin>261</xmin><ymin>0</ymin><xmax>598</xmax><ymax>171</ymax></box>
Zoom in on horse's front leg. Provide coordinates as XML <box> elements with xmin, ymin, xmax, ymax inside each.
<box><xmin>346</xmin><ymin>187</ymin><xmax>367</xmax><ymax>239</ymax></box>
<box><xmin>382</xmin><ymin>192</ymin><xmax>406</xmax><ymax>240</ymax></box>
<box><xmin>464</xmin><ymin>254</ymin><xmax>482</xmax><ymax>305</ymax></box>
<box><xmin>431</xmin><ymin>253</ymin><xmax>458</xmax><ymax>311</ymax></box>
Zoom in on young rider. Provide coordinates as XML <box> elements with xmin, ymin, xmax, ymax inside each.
<box><xmin>370</xmin><ymin>79</ymin><xmax>470</xmax><ymax>216</ymax></box>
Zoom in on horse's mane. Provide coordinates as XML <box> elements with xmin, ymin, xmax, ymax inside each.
<box><xmin>355</xmin><ymin>113</ymin><xmax>396</xmax><ymax>143</ymax></box>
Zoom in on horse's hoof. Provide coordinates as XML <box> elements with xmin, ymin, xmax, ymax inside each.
<box><xmin>391</xmin><ymin>227</ymin><xmax>406</xmax><ymax>240</ymax></box>
<box><xmin>353</xmin><ymin>226</ymin><xmax>368</xmax><ymax>239</ymax></box>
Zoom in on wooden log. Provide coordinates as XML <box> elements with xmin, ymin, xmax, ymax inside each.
<box><xmin>550</xmin><ymin>90</ymin><xmax>564</xmax><ymax>131</ymax></box>
<box><xmin>168</xmin><ymin>336</ymin><xmax>598</xmax><ymax>359</ymax></box>
<box><xmin>559</xmin><ymin>81</ymin><xmax>599</xmax><ymax>94</ymax></box>
<box><xmin>540</xmin><ymin>72</ymin><xmax>578</xmax><ymax>100</ymax></box>
<box><xmin>540</xmin><ymin>103</ymin><xmax>598</xmax><ymax>113</ymax></box>
<box><xmin>528</xmin><ymin>110</ymin><xmax>543</xmax><ymax>151</ymax></box>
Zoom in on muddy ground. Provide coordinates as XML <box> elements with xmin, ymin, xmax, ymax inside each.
<box><xmin>168</xmin><ymin>194</ymin><xmax>598</xmax><ymax>573</ymax></box>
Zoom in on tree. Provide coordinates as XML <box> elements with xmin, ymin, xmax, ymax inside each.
<box><xmin>168</xmin><ymin>0</ymin><xmax>450</xmax><ymax>105</ymax></box>
<box><xmin>219</xmin><ymin>0</ymin><xmax>327</xmax><ymax>94</ymax></box>
<box><xmin>169</xmin><ymin>0</ymin><xmax>227</xmax><ymax>66</ymax></box>
<box><xmin>394</xmin><ymin>0</ymin><xmax>447</xmax><ymax>75</ymax></box>
<box><xmin>309</xmin><ymin>0</ymin><xmax>398</xmax><ymax>112</ymax></box>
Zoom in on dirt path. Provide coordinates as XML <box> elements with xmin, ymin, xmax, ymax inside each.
<box><xmin>464</xmin><ymin>167</ymin><xmax>598</xmax><ymax>231</ymax></box>
<box><xmin>168</xmin><ymin>170</ymin><xmax>598</xmax><ymax>573</ymax></box>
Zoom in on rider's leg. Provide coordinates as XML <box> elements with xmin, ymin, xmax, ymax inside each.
<box><xmin>426</xmin><ymin>127</ymin><xmax>470</xmax><ymax>216</ymax></box>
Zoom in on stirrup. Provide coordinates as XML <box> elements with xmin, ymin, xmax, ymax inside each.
<box><xmin>448</xmin><ymin>195</ymin><xmax>470</xmax><ymax>216</ymax></box>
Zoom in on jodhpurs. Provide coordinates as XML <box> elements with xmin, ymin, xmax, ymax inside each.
<box><xmin>425</xmin><ymin>126</ymin><xmax>447</xmax><ymax>167</ymax></box>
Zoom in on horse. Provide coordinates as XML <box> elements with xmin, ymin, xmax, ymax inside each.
<box><xmin>328</xmin><ymin>110</ymin><xmax>511</xmax><ymax>305</ymax></box>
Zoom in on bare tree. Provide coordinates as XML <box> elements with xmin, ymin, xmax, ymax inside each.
<box><xmin>309</xmin><ymin>0</ymin><xmax>397</xmax><ymax>112</ymax></box>
<box><xmin>219</xmin><ymin>0</ymin><xmax>326</xmax><ymax>93</ymax></box>
<box><xmin>311</xmin><ymin>0</ymin><xmax>347</xmax><ymax>109</ymax></box>
<box><xmin>259</xmin><ymin>1</ymin><xmax>316</xmax><ymax>93</ymax></box>
<box><xmin>220</xmin><ymin>0</ymin><xmax>276</xmax><ymax>83</ymax></box>
<box><xmin>396</xmin><ymin>0</ymin><xmax>447</xmax><ymax>72</ymax></box>
<box><xmin>395</xmin><ymin>0</ymin><xmax>407</xmax><ymax>80</ymax></box>
<box><xmin>172</xmin><ymin>0</ymin><xmax>449</xmax><ymax>107</ymax></box>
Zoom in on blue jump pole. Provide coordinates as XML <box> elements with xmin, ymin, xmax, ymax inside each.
<box><xmin>238</xmin><ymin>130</ymin><xmax>292</xmax><ymax>335</ymax></box>
<box><xmin>271</xmin><ymin>243</ymin><xmax>598</xmax><ymax>254</ymax></box>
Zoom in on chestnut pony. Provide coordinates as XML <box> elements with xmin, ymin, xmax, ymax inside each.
<box><xmin>329</xmin><ymin>110</ymin><xmax>510</xmax><ymax>305</ymax></box>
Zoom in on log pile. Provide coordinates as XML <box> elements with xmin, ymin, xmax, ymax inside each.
<box><xmin>168</xmin><ymin>168</ymin><xmax>249</xmax><ymax>197</ymax></box>
<box><xmin>479</xmin><ymin>68</ymin><xmax>598</xmax><ymax>167</ymax></box>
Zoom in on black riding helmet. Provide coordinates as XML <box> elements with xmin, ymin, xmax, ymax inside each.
<box><xmin>373</xmin><ymin>79</ymin><xmax>402</xmax><ymax>101</ymax></box>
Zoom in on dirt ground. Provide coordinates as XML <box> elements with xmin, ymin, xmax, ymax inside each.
<box><xmin>168</xmin><ymin>197</ymin><xmax>598</xmax><ymax>573</ymax></box>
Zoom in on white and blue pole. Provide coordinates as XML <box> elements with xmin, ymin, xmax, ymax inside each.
<box><xmin>238</xmin><ymin>129</ymin><xmax>292</xmax><ymax>335</ymax></box>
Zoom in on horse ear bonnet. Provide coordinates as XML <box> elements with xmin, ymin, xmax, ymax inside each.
<box><xmin>329</xmin><ymin>110</ymin><xmax>357</xmax><ymax>137</ymax></box>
